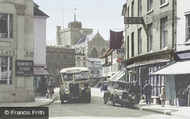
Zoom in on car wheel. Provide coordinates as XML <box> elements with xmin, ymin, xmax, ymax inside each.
<box><xmin>86</xmin><ymin>92</ymin><xmax>91</xmax><ymax>103</ymax></box>
<box><xmin>111</xmin><ymin>97</ymin><xmax>116</xmax><ymax>106</ymax></box>
<box><xmin>121</xmin><ymin>103</ymin><xmax>125</xmax><ymax>107</ymax></box>
<box><xmin>103</xmin><ymin>93</ymin><xmax>108</xmax><ymax>104</ymax></box>
<box><xmin>60</xmin><ymin>95</ymin><xmax>65</xmax><ymax>104</ymax></box>
<box><xmin>104</xmin><ymin>97</ymin><xmax>108</xmax><ymax>104</ymax></box>
<box><xmin>125</xmin><ymin>103</ymin><xmax>134</xmax><ymax>108</ymax></box>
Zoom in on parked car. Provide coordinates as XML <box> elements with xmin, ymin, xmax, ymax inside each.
<box><xmin>103</xmin><ymin>81</ymin><xmax>138</xmax><ymax>108</ymax></box>
<box><xmin>100</xmin><ymin>81</ymin><xmax>109</xmax><ymax>92</ymax></box>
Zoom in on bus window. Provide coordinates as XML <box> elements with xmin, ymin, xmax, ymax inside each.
<box><xmin>75</xmin><ymin>72</ymin><xmax>88</xmax><ymax>81</ymax></box>
<box><xmin>62</xmin><ymin>74</ymin><xmax>73</xmax><ymax>81</ymax></box>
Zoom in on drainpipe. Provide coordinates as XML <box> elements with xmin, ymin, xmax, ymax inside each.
<box><xmin>172</xmin><ymin>0</ymin><xmax>176</xmax><ymax>51</ymax></box>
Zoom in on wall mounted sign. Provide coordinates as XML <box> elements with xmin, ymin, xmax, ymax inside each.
<box><xmin>117</xmin><ymin>48</ymin><xmax>125</xmax><ymax>54</ymax></box>
<box><xmin>16</xmin><ymin>60</ymin><xmax>33</xmax><ymax>76</ymax></box>
<box><xmin>0</xmin><ymin>50</ymin><xmax>16</xmax><ymax>55</ymax></box>
<box><xmin>124</xmin><ymin>17</ymin><xmax>143</xmax><ymax>24</ymax></box>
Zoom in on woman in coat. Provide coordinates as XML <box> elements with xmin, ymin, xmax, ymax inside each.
<box><xmin>160</xmin><ymin>87</ymin><xmax>166</xmax><ymax>107</ymax></box>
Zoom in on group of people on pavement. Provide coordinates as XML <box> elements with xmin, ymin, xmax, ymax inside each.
<box><xmin>40</xmin><ymin>81</ymin><xmax>55</xmax><ymax>99</ymax></box>
<box><xmin>143</xmin><ymin>80</ymin><xmax>166</xmax><ymax>107</ymax></box>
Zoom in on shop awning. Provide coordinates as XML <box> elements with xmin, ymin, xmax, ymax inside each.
<box><xmin>109</xmin><ymin>70</ymin><xmax>126</xmax><ymax>82</ymax></box>
<box><xmin>150</xmin><ymin>60</ymin><xmax>190</xmax><ymax>75</ymax></box>
<box><xmin>33</xmin><ymin>67</ymin><xmax>50</xmax><ymax>76</ymax></box>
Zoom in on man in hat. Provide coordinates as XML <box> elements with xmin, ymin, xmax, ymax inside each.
<box><xmin>143</xmin><ymin>80</ymin><xmax>152</xmax><ymax>105</ymax></box>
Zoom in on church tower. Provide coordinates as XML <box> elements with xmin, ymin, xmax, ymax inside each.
<box><xmin>56</xmin><ymin>9</ymin><xmax>93</xmax><ymax>46</ymax></box>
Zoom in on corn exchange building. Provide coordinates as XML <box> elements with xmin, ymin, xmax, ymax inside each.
<box><xmin>0</xmin><ymin>0</ymin><xmax>34</xmax><ymax>102</ymax></box>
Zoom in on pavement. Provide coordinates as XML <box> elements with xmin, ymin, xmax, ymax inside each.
<box><xmin>136</xmin><ymin>102</ymin><xmax>190</xmax><ymax>119</ymax></box>
<box><xmin>0</xmin><ymin>87</ymin><xmax>189</xmax><ymax>119</ymax></box>
<box><xmin>0</xmin><ymin>96</ymin><xmax>55</xmax><ymax>107</ymax></box>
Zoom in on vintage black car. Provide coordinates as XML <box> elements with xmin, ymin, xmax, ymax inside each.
<box><xmin>103</xmin><ymin>81</ymin><xmax>138</xmax><ymax>108</ymax></box>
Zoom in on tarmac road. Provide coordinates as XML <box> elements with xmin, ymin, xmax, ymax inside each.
<box><xmin>47</xmin><ymin>88</ymin><xmax>180</xmax><ymax>119</ymax></box>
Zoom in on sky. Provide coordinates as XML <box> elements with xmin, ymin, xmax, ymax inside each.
<box><xmin>33</xmin><ymin>0</ymin><xmax>126</xmax><ymax>42</ymax></box>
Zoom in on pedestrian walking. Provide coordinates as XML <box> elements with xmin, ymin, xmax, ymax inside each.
<box><xmin>48</xmin><ymin>81</ymin><xmax>55</xmax><ymax>99</ymax></box>
<box><xmin>143</xmin><ymin>80</ymin><xmax>152</xmax><ymax>105</ymax></box>
<box><xmin>129</xmin><ymin>81</ymin><xmax>140</xmax><ymax>104</ymax></box>
<box><xmin>160</xmin><ymin>87</ymin><xmax>166</xmax><ymax>107</ymax></box>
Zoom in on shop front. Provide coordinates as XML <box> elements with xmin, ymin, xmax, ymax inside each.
<box><xmin>124</xmin><ymin>52</ymin><xmax>173</xmax><ymax>104</ymax></box>
<box><xmin>151</xmin><ymin>60</ymin><xmax>190</xmax><ymax>106</ymax></box>
<box><xmin>33</xmin><ymin>66</ymin><xmax>50</xmax><ymax>96</ymax></box>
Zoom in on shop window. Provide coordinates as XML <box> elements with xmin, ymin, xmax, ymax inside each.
<box><xmin>0</xmin><ymin>13</ymin><xmax>13</xmax><ymax>38</ymax></box>
<box><xmin>148</xmin><ymin>65</ymin><xmax>166</xmax><ymax>96</ymax></box>
<box><xmin>0</xmin><ymin>57</ymin><xmax>12</xmax><ymax>85</ymax></box>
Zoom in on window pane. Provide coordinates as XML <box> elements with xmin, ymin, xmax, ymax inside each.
<box><xmin>0</xmin><ymin>57</ymin><xmax>12</xmax><ymax>85</ymax></box>
<box><xmin>148</xmin><ymin>23</ymin><xmax>152</xmax><ymax>51</ymax></box>
<box><xmin>63</xmin><ymin>55</ymin><xmax>67</xmax><ymax>64</ymax></box>
<box><xmin>188</xmin><ymin>15</ymin><xmax>190</xmax><ymax>26</ymax></box>
<box><xmin>138</xmin><ymin>0</ymin><xmax>142</xmax><ymax>17</ymax></box>
<box><xmin>161</xmin><ymin>0</ymin><xmax>166</xmax><ymax>5</ymax></box>
<box><xmin>161</xmin><ymin>17</ymin><xmax>168</xmax><ymax>48</ymax></box>
<box><xmin>70</xmin><ymin>56</ymin><xmax>73</xmax><ymax>64</ymax></box>
<box><xmin>138</xmin><ymin>28</ymin><xmax>142</xmax><ymax>54</ymax></box>
<box><xmin>0</xmin><ymin>13</ymin><xmax>13</xmax><ymax>38</ymax></box>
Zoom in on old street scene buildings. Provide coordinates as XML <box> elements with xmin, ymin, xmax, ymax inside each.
<box><xmin>0</xmin><ymin>0</ymin><xmax>190</xmax><ymax>109</ymax></box>
<box><xmin>0</xmin><ymin>0</ymin><xmax>109</xmax><ymax>102</ymax></box>
<box><xmin>0</xmin><ymin>0</ymin><xmax>34</xmax><ymax>102</ymax></box>
<box><xmin>119</xmin><ymin>0</ymin><xmax>190</xmax><ymax>106</ymax></box>
<box><xmin>55</xmin><ymin>16</ymin><xmax>109</xmax><ymax>86</ymax></box>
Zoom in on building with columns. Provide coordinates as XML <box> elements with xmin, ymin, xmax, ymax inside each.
<box><xmin>0</xmin><ymin>0</ymin><xmax>34</xmax><ymax>102</ymax></box>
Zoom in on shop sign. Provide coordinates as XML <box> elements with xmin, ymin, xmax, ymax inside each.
<box><xmin>117</xmin><ymin>48</ymin><xmax>125</xmax><ymax>54</ymax></box>
<box><xmin>124</xmin><ymin>17</ymin><xmax>143</xmax><ymax>24</ymax></box>
<box><xmin>25</xmin><ymin>51</ymin><xmax>34</xmax><ymax>56</ymax></box>
<box><xmin>16</xmin><ymin>60</ymin><xmax>33</xmax><ymax>76</ymax></box>
<box><xmin>0</xmin><ymin>50</ymin><xmax>16</xmax><ymax>55</ymax></box>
